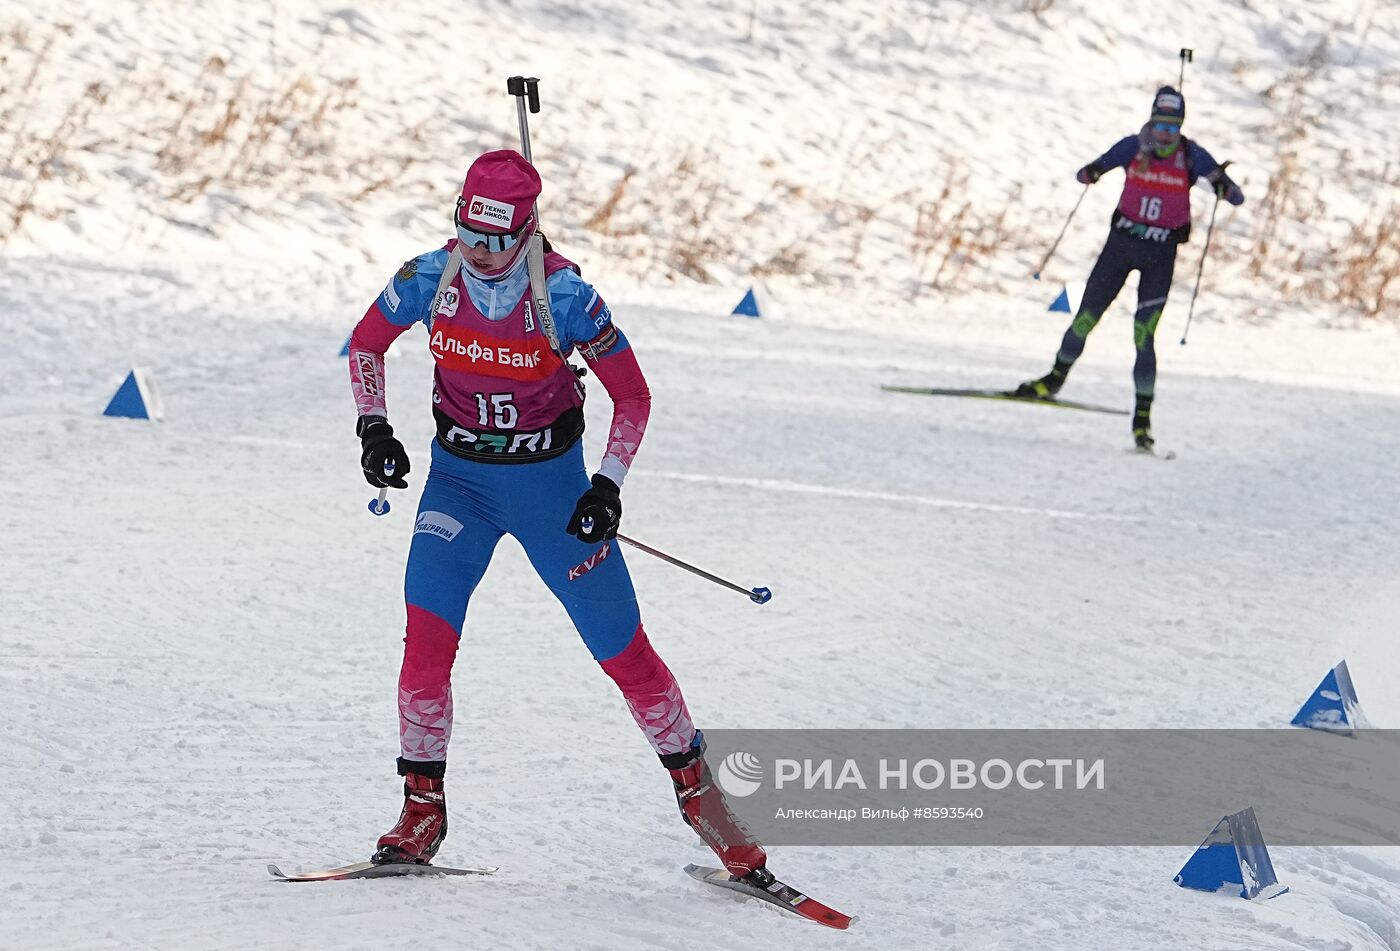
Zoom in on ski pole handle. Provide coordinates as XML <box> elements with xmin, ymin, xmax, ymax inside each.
<box><xmin>507</xmin><ymin>76</ymin><xmax>540</xmax><ymax>164</ymax></box>
<box><xmin>507</xmin><ymin>75</ymin><xmax>540</xmax><ymax>113</ymax></box>
<box><xmin>616</xmin><ymin>533</ymin><xmax>772</xmax><ymax>605</ymax></box>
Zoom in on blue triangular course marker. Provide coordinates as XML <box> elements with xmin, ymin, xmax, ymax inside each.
<box><xmin>102</xmin><ymin>368</ymin><xmax>163</xmax><ymax>421</ymax></box>
<box><xmin>1175</xmin><ymin>806</ymin><xmax>1288</xmax><ymax>900</ymax></box>
<box><xmin>1291</xmin><ymin>659</ymin><xmax>1368</xmax><ymax>735</ymax></box>
<box><xmin>339</xmin><ymin>336</ymin><xmax>351</xmax><ymax>356</ymax></box>
<box><xmin>731</xmin><ymin>288</ymin><xmax>760</xmax><ymax>318</ymax></box>
<box><xmin>1048</xmin><ymin>281</ymin><xmax>1086</xmax><ymax>314</ymax></box>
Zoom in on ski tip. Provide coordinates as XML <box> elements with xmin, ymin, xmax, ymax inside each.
<box><xmin>268</xmin><ymin>860</ymin><xmax>498</xmax><ymax>882</ymax></box>
<box><xmin>684</xmin><ymin>863</ymin><xmax>734</xmax><ymax>886</ymax></box>
<box><xmin>813</xmin><ymin>906</ymin><xmax>857</xmax><ymax>930</ymax></box>
<box><xmin>1132</xmin><ymin>446</ymin><xmax>1176</xmax><ymax>461</ymax></box>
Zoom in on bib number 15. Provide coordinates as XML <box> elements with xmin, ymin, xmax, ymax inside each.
<box><xmin>1138</xmin><ymin>196</ymin><xmax>1163</xmax><ymax>221</ymax></box>
<box><xmin>474</xmin><ymin>393</ymin><xmax>517</xmax><ymax>429</ymax></box>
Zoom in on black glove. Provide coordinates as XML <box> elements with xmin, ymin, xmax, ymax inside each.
<box><xmin>357</xmin><ymin>416</ymin><xmax>410</xmax><ymax>489</ymax></box>
<box><xmin>1213</xmin><ymin>173</ymin><xmax>1243</xmax><ymax>204</ymax></box>
<box><xmin>567</xmin><ymin>474</ymin><xmax>621</xmax><ymax>543</ymax></box>
<box><xmin>1076</xmin><ymin>164</ymin><xmax>1102</xmax><ymax>185</ymax></box>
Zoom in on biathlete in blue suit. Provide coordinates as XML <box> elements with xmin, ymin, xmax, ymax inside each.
<box><xmin>1016</xmin><ymin>86</ymin><xmax>1244</xmax><ymax>449</ymax></box>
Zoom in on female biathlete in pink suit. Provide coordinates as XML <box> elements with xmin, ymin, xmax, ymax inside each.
<box><xmin>347</xmin><ymin>150</ymin><xmax>764</xmax><ymax>877</ymax></box>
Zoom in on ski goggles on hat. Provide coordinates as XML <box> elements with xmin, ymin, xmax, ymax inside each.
<box><xmin>454</xmin><ymin>197</ymin><xmax>531</xmax><ymax>252</ymax></box>
<box><xmin>1152</xmin><ymin>122</ymin><xmax>1181</xmax><ymax>134</ymax></box>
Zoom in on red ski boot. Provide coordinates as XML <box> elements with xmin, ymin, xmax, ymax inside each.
<box><xmin>372</xmin><ymin>759</ymin><xmax>447</xmax><ymax>865</ymax></box>
<box><xmin>663</xmin><ymin>733</ymin><xmax>768</xmax><ymax>879</ymax></box>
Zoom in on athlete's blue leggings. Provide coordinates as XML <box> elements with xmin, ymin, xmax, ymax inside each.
<box><xmin>392</xmin><ymin>439</ymin><xmax>697</xmax><ymax>764</ymax></box>
<box><xmin>405</xmin><ymin>438</ymin><xmax>640</xmax><ymax>659</ymax></box>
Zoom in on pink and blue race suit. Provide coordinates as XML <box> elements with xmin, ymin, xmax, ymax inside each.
<box><xmin>348</xmin><ymin>240</ymin><xmax>696</xmax><ymax>767</ymax></box>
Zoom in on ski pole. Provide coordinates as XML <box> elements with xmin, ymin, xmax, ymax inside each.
<box><xmin>1178</xmin><ymin>48</ymin><xmax>1193</xmax><ymax>90</ymax></box>
<box><xmin>368</xmin><ymin>463</ymin><xmax>394</xmax><ymax>516</ymax></box>
<box><xmin>507</xmin><ymin>75</ymin><xmax>569</xmax><ymax>363</ymax></box>
<box><xmin>1180</xmin><ymin>160</ymin><xmax>1230</xmax><ymax>346</ymax></box>
<box><xmin>616</xmin><ymin>533</ymin><xmax>772</xmax><ymax>605</ymax></box>
<box><xmin>1032</xmin><ymin>184</ymin><xmax>1089</xmax><ymax>280</ymax></box>
<box><xmin>507</xmin><ymin>76</ymin><xmax>540</xmax><ymax>163</ymax></box>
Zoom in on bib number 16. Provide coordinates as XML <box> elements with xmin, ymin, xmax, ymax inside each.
<box><xmin>1138</xmin><ymin>196</ymin><xmax>1163</xmax><ymax>221</ymax></box>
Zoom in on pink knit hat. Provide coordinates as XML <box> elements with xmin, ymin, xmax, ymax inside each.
<box><xmin>457</xmin><ymin>150</ymin><xmax>541</xmax><ymax>233</ymax></box>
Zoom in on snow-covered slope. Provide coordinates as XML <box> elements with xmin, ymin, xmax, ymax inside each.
<box><xmin>3</xmin><ymin>1</ymin><xmax>1399</xmax><ymax>949</ymax></box>
<box><xmin>6</xmin><ymin>253</ymin><xmax>1400</xmax><ymax>948</ymax></box>
<box><xmin>4</xmin><ymin>0</ymin><xmax>1400</xmax><ymax>319</ymax></box>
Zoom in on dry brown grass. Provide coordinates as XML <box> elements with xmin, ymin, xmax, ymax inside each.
<box><xmin>752</xmin><ymin>243</ymin><xmax>809</xmax><ymax>278</ymax></box>
<box><xmin>1211</xmin><ymin>27</ymin><xmax>1400</xmax><ymax>318</ymax></box>
<box><xmin>582</xmin><ymin>168</ymin><xmax>636</xmax><ymax>234</ymax></box>
<box><xmin>569</xmin><ymin>140</ymin><xmax>1020</xmax><ymax>291</ymax></box>
<box><xmin>912</xmin><ymin>159</ymin><xmax>1016</xmax><ymax>290</ymax></box>
<box><xmin>1329</xmin><ymin>210</ymin><xmax>1400</xmax><ymax>317</ymax></box>
<box><xmin>1</xmin><ymin>17</ymin><xmax>1396</xmax><ymax>318</ymax></box>
<box><xmin>0</xmin><ymin>22</ymin><xmax>396</xmax><ymax>248</ymax></box>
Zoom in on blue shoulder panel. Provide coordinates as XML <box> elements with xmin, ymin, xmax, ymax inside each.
<box><xmin>377</xmin><ymin>248</ymin><xmax>450</xmax><ymax>328</ymax></box>
<box><xmin>1185</xmin><ymin>139</ymin><xmax>1223</xmax><ymax>184</ymax></box>
<box><xmin>547</xmin><ymin>268</ymin><xmax>624</xmax><ymax>352</ymax></box>
<box><xmin>1094</xmin><ymin>136</ymin><xmax>1141</xmax><ymax>171</ymax></box>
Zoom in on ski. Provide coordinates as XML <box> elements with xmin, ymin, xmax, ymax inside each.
<box><xmin>268</xmin><ymin>861</ymin><xmax>498</xmax><ymax>882</ymax></box>
<box><xmin>684</xmin><ymin>864</ymin><xmax>854</xmax><ymax>930</ymax></box>
<box><xmin>880</xmin><ymin>384</ymin><xmax>1130</xmax><ymax>416</ymax></box>
<box><xmin>1132</xmin><ymin>445</ymin><xmax>1177</xmax><ymax>461</ymax></box>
